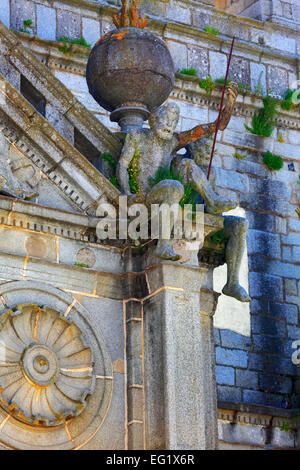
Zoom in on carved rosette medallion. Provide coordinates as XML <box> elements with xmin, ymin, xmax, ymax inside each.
<box><xmin>0</xmin><ymin>304</ymin><xmax>94</xmax><ymax>426</ymax></box>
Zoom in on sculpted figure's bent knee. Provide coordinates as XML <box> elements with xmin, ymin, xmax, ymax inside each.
<box><xmin>117</xmin><ymin>82</ymin><xmax>239</xmax><ymax>262</ymax></box>
<box><xmin>174</xmin><ymin>137</ymin><xmax>251</xmax><ymax>303</ymax></box>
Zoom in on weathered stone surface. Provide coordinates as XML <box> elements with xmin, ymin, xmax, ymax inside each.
<box><xmin>82</xmin><ymin>17</ymin><xmax>100</xmax><ymax>47</ymax></box>
<box><xmin>0</xmin><ymin>0</ymin><xmax>10</xmax><ymax>27</ymax></box>
<box><xmin>11</xmin><ymin>0</ymin><xmax>35</xmax><ymax>32</ymax></box>
<box><xmin>36</xmin><ymin>5</ymin><xmax>56</xmax><ymax>41</ymax></box>
<box><xmin>57</xmin><ymin>9</ymin><xmax>81</xmax><ymax>40</ymax></box>
<box><xmin>187</xmin><ymin>46</ymin><xmax>208</xmax><ymax>78</ymax></box>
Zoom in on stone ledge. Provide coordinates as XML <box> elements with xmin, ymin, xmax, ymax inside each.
<box><xmin>13</xmin><ymin>32</ymin><xmax>300</xmax><ymax>131</ymax></box>
<box><xmin>218</xmin><ymin>400</ymin><xmax>300</xmax><ymax>428</ymax></box>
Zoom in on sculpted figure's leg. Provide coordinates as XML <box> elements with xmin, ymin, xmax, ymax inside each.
<box><xmin>178</xmin><ymin>160</ymin><xmax>236</xmax><ymax>214</ymax></box>
<box><xmin>222</xmin><ymin>215</ymin><xmax>251</xmax><ymax>302</ymax></box>
<box><xmin>146</xmin><ymin>179</ymin><xmax>184</xmax><ymax>261</ymax></box>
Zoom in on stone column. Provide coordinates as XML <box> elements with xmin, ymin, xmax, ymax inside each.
<box><xmin>142</xmin><ymin>260</ymin><xmax>220</xmax><ymax>450</ymax></box>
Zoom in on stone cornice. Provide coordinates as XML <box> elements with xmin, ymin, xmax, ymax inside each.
<box><xmin>0</xmin><ymin>74</ymin><xmax>121</xmax><ymax>213</ymax></box>
<box><xmin>172</xmin><ymin>74</ymin><xmax>300</xmax><ymax>131</ymax></box>
<box><xmin>218</xmin><ymin>401</ymin><xmax>300</xmax><ymax>429</ymax></box>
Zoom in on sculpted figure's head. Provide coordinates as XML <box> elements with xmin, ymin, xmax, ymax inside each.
<box><xmin>149</xmin><ymin>103</ymin><xmax>180</xmax><ymax>141</ymax></box>
<box><xmin>189</xmin><ymin>138</ymin><xmax>214</xmax><ymax>167</ymax></box>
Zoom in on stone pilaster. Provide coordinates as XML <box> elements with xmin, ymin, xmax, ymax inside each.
<box><xmin>139</xmin><ymin>259</ymin><xmax>220</xmax><ymax>450</ymax></box>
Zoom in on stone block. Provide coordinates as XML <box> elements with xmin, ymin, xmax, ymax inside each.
<box><xmin>11</xmin><ymin>0</ymin><xmax>35</xmax><ymax>32</ymax></box>
<box><xmin>282</xmin><ymin>233</ymin><xmax>300</xmax><ymax>246</ymax></box>
<box><xmin>258</xmin><ymin>196</ymin><xmax>291</xmax><ymax>216</ymax></box>
<box><xmin>249</xmin><ymin>257</ymin><xmax>300</xmax><ymax>281</ymax></box>
<box><xmin>264</xmin><ymin>356</ymin><xmax>298</xmax><ymax>376</ymax></box>
<box><xmin>227</xmin><ymin>116</ymin><xmax>247</xmax><ymax>133</ymax></box>
<box><xmin>167</xmin><ymin>40</ymin><xmax>187</xmax><ymax>70</ymax></box>
<box><xmin>217</xmin><ymin>385</ymin><xmax>241</xmax><ymax>403</ymax></box>
<box><xmin>294</xmin><ymin>247</ymin><xmax>300</xmax><ymax>263</ymax></box>
<box><xmin>37</xmin><ymin>5</ymin><xmax>56</xmax><ymax>41</ymax></box>
<box><xmin>82</xmin><ymin>17</ymin><xmax>100</xmax><ymax>47</ymax></box>
<box><xmin>215</xmin><ymin>168</ymin><xmax>249</xmax><ymax>192</ymax></box>
<box><xmin>289</xmin><ymin>218</ymin><xmax>300</xmax><ymax>232</ymax></box>
<box><xmin>247</xmin><ymin>230</ymin><xmax>281</xmax><ymax>259</ymax></box>
<box><xmin>223</xmin><ymin>159</ymin><xmax>269</xmax><ymax>177</ymax></box>
<box><xmin>236</xmin><ymin>370</ymin><xmax>258</xmax><ymax>390</ymax></box>
<box><xmin>215</xmin><ymin>347</ymin><xmax>247</xmax><ymax>368</ymax></box>
<box><xmin>128</xmin><ymin>423</ymin><xmax>144</xmax><ymax>450</ymax></box>
<box><xmin>80</xmin><ymin>296</ymin><xmax>124</xmax><ymax>363</ymax></box>
<box><xmin>260</xmin><ymin>374</ymin><xmax>292</xmax><ymax>394</ymax></box>
<box><xmin>243</xmin><ymin>390</ymin><xmax>282</xmax><ymax>408</ymax></box>
<box><xmin>209</xmin><ymin>51</ymin><xmax>227</xmax><ymax>81</ymax></box>
<box><xmin>253</xmin><ymin>334</ymin><xmax>283</xmax><ymax>355</ymax></box>
<box><xmin>166</xmin><ymin>2</ymin><xmax>191</xmax><ymax>23</ymax></box>
<box><xmin>251</xmin><ymin>315</ymin><xmax>286</xmax><ymax>337</ymax></box>
<box><xmin>288</xmin><ymin>130</ymin><xmax>300</xmax><ymax>146</ymax></box>
<box><xmin>82</xmin><ymin>373</ymin><xmax>124</xmax><ymax>450</ymax></box>
<box><xmin>275</xmin><ymin>216</ymin><xmax>287</xmax><ymax>235</ymax></box>
<box><xmin>287</xmin><ymin>324</ymin><xmax>300</xmax><ymax>340</ymax></box>
<box><xmin>0</xmin><ymin>0</ymin><xmax>10</xmax><ymax>27</ymax></box>
<box><xmin>248</xmin><ymin>353</ymin><xmax>265</xmax><ymax>371</ymax></box>
<box><xmin>58</xmin><ymin>238</ymin><xmax>123</xmax><ymax>274</ymax></box>
<box><xmin>285</xmin><ymin>278</ymin><xmax>298</xmax><ymax>296</ymax></box>
<box><xmin>269</xmin><ymin>427</ymin><xmax>295</xmax><ymax>449</ymax></box>
<box><xmin>250</xmin><ymin>178</ymin><xmax>291</xmax><ymax>201</ymax></box>
<box><xmin>250</xmin><ymin>299</ymin><xmax>268</xmax><ymax>315</ymax></box>
<box><xmin>127</xmin><ymin>357</ymin><xmax>143</xmax><ymax>386</ymax></box>
<box><xmin>127</xmin><ymin>387</ymin><xmax>143</xmax><ymax>423</ymax></box>
<box><xmin>214</xmin><ymin>328</ymin><xmax>220</xmax><ymax>346</ymax></box>
<box><xmin>220</xmin><ymin>330</ymin><xmax>251</xmax><ymax>351</ymax></box>
<box><xmin>187</xmin><ymin>46</ymin><xmax>208</xmax><ymax>78</ymax></box>
<box><xmin>0</xmin><ymin>55</ymin><xmax>20</xmax><ymax>90</ymax></box>
<box><xmin>282</xmin><ymin>246</ymin><xmax>292</xmax><ymax>263</ymax></box>
<box><xmin>273</xmin><ymin>141</ymin><xmax>300</xmax><ymax>160</ymax></box>
<box><xmin>54</xmin><ymin>71</ymin><xmax>89</xmax><ymax>93</ymax></box>
<box><xmin>223</xmin><ymin>129</ymin><xmax>273</xmax><ymax>152</ymax></box>
<box><xmin>250</xmin><ymin>62</ymin><xmax>266</xmax><ymax>95</ymax></box>
<box><xmin>267</xmin><ymin>66</ymin><xmax>288</xmax><ymax>99</ymax></box>
<box><xmin>270</xmin><ymin>32</ymin><xmax>296</xmax><ymax>55</ymax></box>
<box><xmin>45</xmin><ymin>103</ymin><xmax>74</xmax><ymax>144</ymax></box>
<box><xmin>230</xmin><ymin>56</ymin><xmax>250</xmax><ymax>87</ymax></box>
<box><xmin>57</xmin><ymin>9</ymin><xmax>81</xmax><ymax>41</ymax></box>
<box><xmin>286</xmin><ymin>294</ymin><xmax>300</xmax><ymax>308</ymax></box>
<box><xmin>222</xmin><ymin>422</ymin><xmax>263</xmax><ymax>446</ymax></box>
<box><xmin>269</xmin><ymin>302</ymin><xmax>298</xmax><ymax>324</ymax></box>
<box><xmin>126</xmin><ymin>320</ymin><xmax>142</xmax><ymax>359</ymax></box>
<box><xmin>216</xmin><ymin>365</ymin><xmax>235</xmax><ymax>386</ymax></box>
<box><xmin>246</xmin><ymin>212</ymin><xmax>274</xmax><ymax>233</ymax></box>
<box><xmin>240</xmin><ymin>193</ymin><xmax>259</xmax><ymax>210</ymax></box>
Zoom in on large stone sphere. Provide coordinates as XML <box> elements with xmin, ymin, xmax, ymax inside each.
<box><xmin>86</xmin><ymin>27</ymin><xmax>175</xmax><ymax>130</ymax></box>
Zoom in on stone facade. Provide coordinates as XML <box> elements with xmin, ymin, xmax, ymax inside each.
<box><xmin>0</xmin><ymin>0</ymin><xmax>298</xmax><ymax>449</ymax></box>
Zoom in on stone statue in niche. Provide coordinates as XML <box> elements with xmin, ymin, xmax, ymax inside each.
<box><xmin>0</xmin><ymin>134</ymin><xmax>39</xmax><ymax>200</ymax></box>
<box><xmin>172</xmin><ymin>137</ymin><xmax>250</xmax><ymax>302</ymax></box>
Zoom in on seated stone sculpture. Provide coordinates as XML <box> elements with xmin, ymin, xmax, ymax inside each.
<box><xmin>117</xmin><ymin>82</ymin><xmax>239</xmax><ymax>261</ymax></box>
<box><xmin>172</xmin><ymin>138</ymin><xmax>250</xmax><ymax>302</ymax></box>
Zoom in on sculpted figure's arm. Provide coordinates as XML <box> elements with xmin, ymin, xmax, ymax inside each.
<box><xmin>116</xmin><ymin>132</ymin><xmax>136</xmax><ymax>195</ymax></box>
<box><xmin>173</xmin><ymin>82</ymin><xmax>239</xmax><ymax>151</ymax></box>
